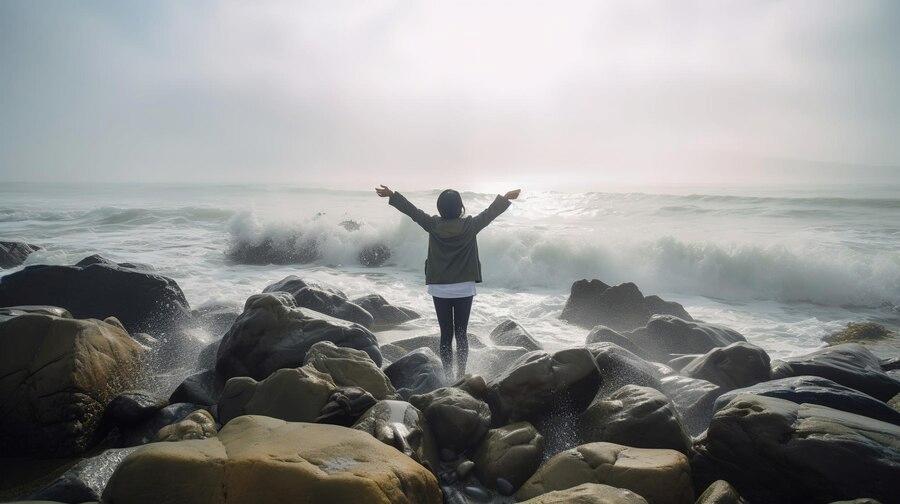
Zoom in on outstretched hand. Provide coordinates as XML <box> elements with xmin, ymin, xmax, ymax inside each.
<box><xmin>503</xmin><ymin>189</ymin><xmax>521</xmax><ymax>200</ymax></box>
<box><xmin>375</xmin><ymin>185</ymin><xmax>393</xmax><ymax>198</ymax></box>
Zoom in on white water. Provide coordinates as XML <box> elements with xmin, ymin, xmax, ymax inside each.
<box><xmin>1</xmin><ymin>182</ymin><xmax>898</xmax><ymax>360</ymax></box>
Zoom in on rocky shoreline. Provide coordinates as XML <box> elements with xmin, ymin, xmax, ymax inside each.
<box><xmin>0</xmin><ymin>255</ymin><xmax>898</xmax><ymax>503</ymax></box>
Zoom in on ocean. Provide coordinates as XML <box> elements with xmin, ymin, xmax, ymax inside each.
<box><xmin>2</xmin><ymin>181</ymin><xmax>898</xmax><ymax>360</ymax></box>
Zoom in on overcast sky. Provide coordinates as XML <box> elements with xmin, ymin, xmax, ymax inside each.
<box><xmin>1</xmin><ymin>1</ymin><xmax>898</xmax><ymax>189</ymax></box>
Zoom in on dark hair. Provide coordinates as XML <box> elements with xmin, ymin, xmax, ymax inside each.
<box><xmin>436</xmin><ymin>189</ymin><xmax>465</xmax><ymax>219</ymax></box>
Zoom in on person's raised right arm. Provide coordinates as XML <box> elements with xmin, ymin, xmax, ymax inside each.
<box><xmin>376</xmin><ymin>185</ymin><xmax>435</xmax><ymax>232</ymax></box>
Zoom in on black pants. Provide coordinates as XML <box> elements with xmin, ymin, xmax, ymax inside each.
<box><xmin>432</xmin><ymin>295</ymin><xmax>473</xmax><ymax>380</ymax></box>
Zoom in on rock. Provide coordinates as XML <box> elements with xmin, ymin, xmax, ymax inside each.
<box><xmin>75</xmin><ymin>254</ymin><xmax>154</xmax><ymax>271</ymax></box>
<box><xmin>456</xmin><ymin>460</ymin><xmax>475</xmax><ymax>478</ymax></box>
<box><xmin>496</xmin><ymin>478</ymin><xmax>515</xmax><ymax>496</ymax></box>
<box><xmin>680</xmin><ymin>342</ymin><xmax>771</xmax><ymax>391</ymax></box>
<box><xmin>192</xmin><ymin>302</ymin><xmax>241</xmax><ymax>339</ymax></box>
<box><xmin>467</xmin><ymin>345</ymin><xmax>532</xmax><ymax>382</ymax></box>
<box><xmin>263</xmin><ymin>275</ymin><xmax>374</xmax><ymax>327</ymax></box>
<box><xmin>771</xmin><ymin>343</ymin><xmax>900</xmax><ymax>401</ymax></box>
<box><xmin>114</xmin><ymin>403</ymin><xmax>205</xmax><ymax>447</ymax></box>
<box><xmin>25</xmin><ymin>447</ymin><xmax>137</xmax><ymax>503</ymax></box>
<box><xmin>824</xmin><ymin>322</ymin><xmax>893</xmax><ymax>345</ymax></box>
<box><xmin>168</xmin><ymin>369</ymin><xmax>224</xmax><ymax>406</ymax></box>
<box><xmin>891</xmin><ymin>393</ymin><xmax>900</xmax><ymax>413</ymax></box>
<box><xmin>0</xmin><ymin>240</ymin><xmax>41</xmax><ymax>268</ymax></box>
<box><xmin>410</xmin><ymin>387</ymin><xmax>491</xmax><ymax>451</ymax></box>
<box><xmin>102</xmin><ymin>415</ymin><xmax>443</xmax><ymax>504</ymax></box>
<box><xmin>486</xmin><ymin>348</ymin><xmax>600</xmax><ymax>425</ymax></box>
<box><xmin>0</xmin><ymin>313</ymin><xmax>144</xmax><ymax>457</ymax></box>
<box><xmin>694</xmin><ymin>480</ymin><xmax>746</xmax><ymax>504</ymax></box>
<box><xmin>586</xmin><ymin>342</ymin><xmax>663</xmax><ymax>395</ymax></box>
<box><xmin>715</xmin><ymin>375</ymin><xmax>900</xmax><ymax>426</ymax></box>
<box><xmin>472</xmin><ymin>421</ymin><xmax>544</xmax><ymax>492</ymax></box>
<box><xmin>385</xmin><ymin>347</ymin><xmax>446</xmax><ymax>399</ymax></box>
<box><xmin>380</xmin><ymin>342</ymin><xmax>409</xmax><ymax>364</ymax></box>
<box><xmin>227</xmin><ymin>235</ymin><xmax>320</xmax><ymax>264</ymax></box>
<box><xmin>0</xmin><ymin>258</ymin><xmax>191</xmax><ymax>335</ymax></box>
<box><xmin>391</xmin><ymin>332</ymin><xmax>487</xmax><ymax>353</ymax></box>
<box><xmin>214</xmin><ymin>293</ymin><xmax>381</xmax><ymax>380</ymax></box>
<box><xmin>0</xmin><ymin>304</ymin><xmax>71</xmax><ymax>321</ymax></box>
<box><xmin>218</xmin><ymin>366</ymin><xmax>336</xmax><ymax>424</ymax></box>
<box><xmin>586</xmin><ymin>325</ymin><xmax>649</xmax><ymax>359</ymax></box>
<box><xmin>657</xmin><ymin>375</ymin><xmax>722</xmax><ymax>437</ymax></box>
<box><xmin>560</xmin><ymin>279</ymin><xmax>691</xmax><ymax>331</ymax></box>
<box><xmin>157</xmin><ymin>409</ymin><xmax>217</xmax><ymax>441</ymax></box>
<box><xmin>578</xmin><ymin>385</ymin><xmax>691</xmax><ymax>454</ymax></box>
<box><xmin>518</xmin><ymin>483</ymin><xmax>649</xmax><ymax>504</ymax></box>
<box><xmin>463</xmin><ymin>486</ymin><xmax>490</xmax><ymax>500</ymax></box>
<box><xmin>359</xmin><ymin>243</ymin><xmax>391</xmax><ymax>267</ymax></box>
<box><xmin>667</xmin><ymin>354</ymin><xmax>702</xmax><ymax>372</ymax></box>
<box><xmin>316</xmin><ymin>386</ymin><xmax>378</xmax><ymax>426</ymax></box>
<box><xmin>104</xmin><ymin>390</ymin><xmax>168</xmax><ymax>427</ymax></box>
<box><xmin>351</xmin><ymin>293</ymin><xmax>420</xmax><ymax>328</ymax></box>
<box><xmin>625</xmin><ymin>316</ymin><xmax>746</xmax><ymax>362</ymax></box>
<box><xmin>516</xmin><ymin>442</ymin><xmax>694</xmax><ymax>504</ymax></box>
<box><xmin>490</xmin><ymin>319</ymin><xmax>542</xmax><ymax>351</ymax></box>
<box><xmin>692</xmin><ymin>394</ymin><xmax>900</xmax><ymax>504</ymax></box>
<box><xmin>304</xmin><ymin>341</ymin><xmax>397</xmax><ymax>399</ymax></box>
<box><xmin>881</xmin><ymin>356</ymin><xmax>900</xmax><ymax>371</ymax></box>
<box><xmin>352</xmin><ymin>399</ymin><xmax>439</xmax><ymax>470</ymax></box>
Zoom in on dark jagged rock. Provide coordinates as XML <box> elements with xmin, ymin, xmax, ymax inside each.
<box><xmin>113</xmin><ymin>402</ymin><xmax>205</xmax><ymax>447</ymax></box>
<box><xmin>0</xmin><ymin>258</ymin><xmax>191</xmax><ymax>335</ymax></box>
<box><xmin>263</xmin><ymin>275</ymin><xmax>374</xmax><ymax>327</ymax></box>
<box><xmin>578</xmin><ymin>385</ymin><xmax>692</xmax><ymax>454</ymax></box>
<box><xmin>352</xmin><ymin>399</ymin><xmax>439</xmax><ymax>470</ymax></box>
<box><xmin>217</xmin><ymin>367</ymin><xmax>336</xmax><ymax>425</ymax></box>
<box><xmin>25</xmin><ymin>447</ymin><xmax>137</xmax><ymax>503</ymax></box>
<box><xmin>486</xmin><ymin>348</ymin><xmax>600</xmax><ymax>426</ymax></box>
<box><xmin>692</xmin><ymin>394</ymin><xmax>900</xmax><ymax>504</ymax></box>
<box><xmin>658</xmin><ymin>375</ymin><xmax>723</xmax><ymax>436</ymax></box>
<box><xmin>410</xmin><ymin>386</ymin><xmax>491</xmax><ymax>451</ymax></box>
<box><xmin>0</xmin><ymin>240</ymin><xmax>40</xmax><ymax>268</ymax></box>
<box><xmin>560</xmin><ymin>279</ymin><xmax>692</xmax><ymax>331</ymax></box>
<box><xmin>75</xmin><ymin>253</ymin><xmax>154</xmax><ymax>271</ymax></box>
<box><xmin>625</xmin><ymin>315</ymin><xmax>746</xmax><ymax>362</ymax></box>
<box><xmin>316</xmin><ymin>386</ymin><xmax>378</xmax><ymax>426</ymax></box>
<box><xmin>358</xmin><ymin>243</ymin><xmax>391</xmax><ymax>267</ymax></box>
<box><xmin>586</xmin><ymin>342</ymin><xmax>663</xmax><ymax>396</ymax></box>
<box><xmin>215</xmin><ymin>293</ymin><xmax>381</xmax><ymax>380</ymax></box>
<box><xmin>168</xmin><ymin>370</ymin><xmax>225</xmax><ymax>406</ymax></box>
<box><xmin>680</xmin><ymin>342</ymin><xmax>771</xmax><ymax>391</ymax></box>
<box><xmin>385</xmin><ymin>347</ymin><xmax>446</xmax><ymax>399</ymax></box>
<box><xmin>0</xmin><ymin>313</ymin><xmax>144</xmax><ymax>457</ymax></box>
<box><xmin>473</xmin><ymin>421</ymin><xmax>544</xmax><ymax>493</ymax></box>
<box><xmin>771</xmin><ymin>343</ymin><xmax>900</xmax><ymax>401</ymax></box>
<box><xmin>585</xmin><ymin>325</ymin><xmax>649</xmax><ymax>359</ymax></box>
<box><xmin>227</xmin><ymin>236</ymin><xmax>320</xmax><ymax>264</ymax></box>
<box><xmin>351</xmin><ymin>293</ymin><xmax>419</xmax><ymax>328</ymax></box>
<box><xmin>490</xmin><ymin>319</ymin><xmax>542</xmax><ymax>351</ymax></box>
<box><xmin>714</xmin><ymin>376</ymin><xmax>900</xmax><ymax>425</ymax></box>
<box><xmin>104</xmin><ymin>390</ymin><xmax>168</xmax><ymax>427</ymax></box>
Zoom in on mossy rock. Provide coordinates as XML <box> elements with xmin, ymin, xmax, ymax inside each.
<box><xmin>824</xmin><ymin>322</ymin><xmax>893</xmax><ymax>345</ymax></box>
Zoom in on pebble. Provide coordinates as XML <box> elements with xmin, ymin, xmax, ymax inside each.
<box><xmin>463</xmin><ymin>485</ymin><xmax>490</xmax><ymax>500</ymax></box>
<box><xmin>456</xmin><ymin>460</ymin><xmax>475</xmax><ymax>479</ymax></box>
<box><xmin>496</xmin><ymin>477</ymin><xmax>514</xmax><ymax>496</ymax></box>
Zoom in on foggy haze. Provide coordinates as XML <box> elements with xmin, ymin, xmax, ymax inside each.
<box><xmin>1</xmin><ymin>0</ymin><xmax>898</xmax><ymax>190</ymax></box>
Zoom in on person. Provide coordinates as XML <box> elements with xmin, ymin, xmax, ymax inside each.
<box><xmin>376</xmin><ymin>185</ymin><xmax>520</xmax><ymax>380</ymax></box>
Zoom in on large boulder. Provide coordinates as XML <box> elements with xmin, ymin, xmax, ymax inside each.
<box><xmin>263</xmin><ymin>275</ymin><xmax>374</xmax><ymax>328</ymax></box>
<box><xmin>384</xmin><ymin>347</ymin><xmax>446</xmax><ymax>399</ymax></box>
<box><xmin>680</xmin><ymin>342</ymin><xmax>771</xmax><ymax>391</ymax></box>
<box><xmin>658</xmin><ymin>375</ymin><xmax>722</xmax><ymax>436</ymax></box>
<box><xmin>771</xmin><ymin>343</ymin><xmax>900</xmax><ymax>402</ymax></box>
<box><xmin>410</xmin><ymin>386</ymin><xmax>491</xmax><ymax>452</ymax></box>
<box><xmin>304</xmin><ymin>341</ymin><xmax>397</xmax><ymax>399</ymax></box>
<box><xmin>625</xmin><ymin>316</ymin><xmax>746</xmax><ymax>362</ymax></box>
<box><xmin>0</xmin><ymin>258</ymin><xmax>191</xmax><ymax>335</ymax></box>
<box><xmin>516</xmin><ymin>442</ymin><xmax>694</xmax><ymax>504</ymax></box>
<box><xmin>560</xmin><ymin>280</ymin><xmax>692</xmax><ymax>331</ymax></box>
<box><xmin>518</xmin><ymin>483</ymin><xmax>649</xmax><ymax>504</ymax></box>
<box><xmin>472</xmin><ymin>421</ymin><xmax>544</xmax><ymax>492</ymax></box>
<box><xmin>486</xmin><ymin>348</ymin><xmax>600</xmax><ymax>425</ymax></box>
<box><xmin>692</xmin><ymin>394</ymin><xmax>900</xmax><ymax>504</ymax></box>
<box><xmin>490</xmin><ymin>319</ymin><xmax>542</xmax><ymax>351</ymax></box>
<box><xmin>351</xmin><ymin>293</ymin><xmax>420</xmax><ymax>328</ymax></box>
<box><xmin>214</xmin><ymin>293</ymin><xmax>381</xmax><ymax>380</ymax></box>
<box><xmin>715</xmin><ymin>376</ymin><xmax>900</xmax><ymax>426</ymax></box>
<box><xmin>168</xmin><ymin>369</ymin><xmax>224</xmax><ymax>406</ymax></box>
<box><xmin>694</xmin><ymin>480</ymin><xmax>747</xmax><ymax>504</ymax></box>
<box><xmin>102</xmin><ymin>415</ymin><xmax>442</xmax><ymax>504</ymax></box>
<box><xmin>577</xmin><ymin>385</ymin><xmax>691</xmax><ymax>454</ymax></box>
<box><xmin>0</xmin><ymin>240</ymin><xmax>40</xmax><ymax>268</ymax></box>
<box><xmin>24</xmin><ymin>447</ymin><xmax>137</xmax><ymax>503</ymax></box>
<box><xmin>0</xmin><ymin>313</ymin><xmax>144</xmax><ymax>456</ymax></box>
<box><xmin>218</xmin><ymin>366</ymin><xmax>336</xmax><ymax>424</ymax></box>
<box><xmin>353</xmin><ymin>399</ymin><xmax>439</xmax><ymax>470</ymax></box>
<box><xmin>586</xmin><ymin>342</ymin><xmax>663</xmax><ymax>396</ymax></box>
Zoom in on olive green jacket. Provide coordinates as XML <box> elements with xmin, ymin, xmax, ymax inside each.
<box><xmin>389</xmin><ymin>192</ymin><xmax>511</xmax><ymax>284</ymax></box>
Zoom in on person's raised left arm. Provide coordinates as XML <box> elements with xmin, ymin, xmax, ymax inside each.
<box><xmin>472</xmin><ymin>189</ymin><xmax>520</xmax><ymax>232</ymax></box>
